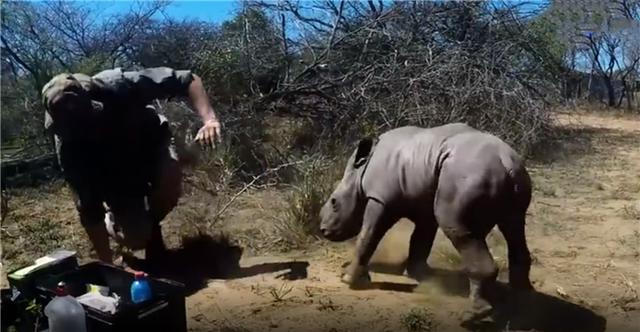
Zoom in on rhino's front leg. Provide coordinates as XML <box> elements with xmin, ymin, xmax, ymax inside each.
<box><xmin>342</xmin><ymin>199</ymin><xmax>394</xmax><ymax>288</ymax></box>
<box><xmin>406</xmin><ymin>220</ymin><xmax>438</xmax><ymax>281</ymax></box>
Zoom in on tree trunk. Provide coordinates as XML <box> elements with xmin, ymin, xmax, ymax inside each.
<box><xmin>618</xmin><ymin>80</ymin><xmax>628</xmax><ymax>108</ymax></box>
<box><xmin>604</xmin><ymin>76</ymin><xmax>616</xmax><ymax>107</ymax></box>
<box><xmin>622</xmin><ymin>78</ymin><xmax>636</xmax><ymax>111</ymax></box>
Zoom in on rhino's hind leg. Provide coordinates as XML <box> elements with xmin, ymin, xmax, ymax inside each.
<box><xmin>440</xmin><ymin>232</ymin><xmax>500</xmax><ymax>323</ymax></box>
<box><xmin>498</xmin><ymin>215</ymin><xmax>533</xmax><ymax>291</ymax></box>
<box><xmin>434</xmin><ymin>173</ymin><xmax>500</xmax><ymax>319</ymax></box>
<box><xmin>406</xmin><ymin>221</ymin><xmax>438</xmax><ymax>281</ymax></box>
<box><xmin>452</xmin><ymin>235</ymin><xmax>498</xmax><ymax>299</ymax></box>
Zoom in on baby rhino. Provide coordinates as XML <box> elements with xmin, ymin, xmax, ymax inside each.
<box><xmin>319</xmin><ymin>123</ymin><xmax>533</xmax><ymax>318</ymax></box>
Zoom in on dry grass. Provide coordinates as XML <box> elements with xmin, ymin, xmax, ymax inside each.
<box><xmin>621</xmin><ymin>203</ymin><xmax>640</xmax><ymax>221</ymax></box>
<box><xmin>268</xmin><ymin>282</ymin><xmax>294</xmax><ymax>302</ymax></box>
<box><xmin>317</xmin><ymin>296</ymin><xmax>339</xmax><ymax>311</ymax></box>
<box><xmin>251</xmin><ymin>281</ymin><xmax>294</xmax><ymax>302</ymax></box>
<box><xmin>401</xmin><ymin>307</ymin><xmax>435</xmax><ymax>332</ymax></box>
<box><xmin>0</xmin><ymin>182</ymin><xmax>94</xmax><ymax>278</ymax></box>
<box><xmin>270</xmin><ymin>155</ymin><xmax>342</xmax><ymax>251</ymax></box>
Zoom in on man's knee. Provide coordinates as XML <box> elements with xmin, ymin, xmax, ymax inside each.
<box><xmin>75</xmin><ymin>199</ymin><xmax>105</xmax><ymax>228</ymax></box>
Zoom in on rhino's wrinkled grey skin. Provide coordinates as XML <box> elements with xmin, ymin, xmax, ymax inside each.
<box><xmin>320</xmin><ymin>123</ymin><xmax>533</xmax><ymax>319</ymax></box>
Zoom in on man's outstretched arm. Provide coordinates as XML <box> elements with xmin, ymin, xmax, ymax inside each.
<box><xmin>186</xmin><ymin>73</ymin><xmax>222</xmax><ymax>148</ymax></box>
<box><xmin>94</xmin><ymin>67</ymin><xmax>223</xmax><ymax>148</ymax></box>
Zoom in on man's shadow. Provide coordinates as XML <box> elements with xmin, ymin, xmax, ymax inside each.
<box><xmin>122</xmin><ymin>233</ymin><xmax>309</xmax><ymax>296</ymax></box>
<box><xmin>369</xmin><ymin>262</ymin><xmax>607</xmax><ymax>332</ymax></box>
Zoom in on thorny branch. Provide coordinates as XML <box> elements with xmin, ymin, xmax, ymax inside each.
<box><xmin>209</xmin><ymin>160</ymin><xmax>303</xmax><ymax>225</ymax></box>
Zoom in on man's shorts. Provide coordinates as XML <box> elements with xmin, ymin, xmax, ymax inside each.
<box><xmin>65</xmin><ymin>114</ymin><xmax>183</xmax><ymax>250</ymax></box>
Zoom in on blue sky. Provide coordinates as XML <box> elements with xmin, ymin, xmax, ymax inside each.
<box><xmin>93</xmin><ymin>0</ymin><xmax>241</xmax><ymax>23</ymax></box>
<box><xmin>88</xmin><ymin>0</ymin><xmax>548</xmax><ymax>24</ymax></box>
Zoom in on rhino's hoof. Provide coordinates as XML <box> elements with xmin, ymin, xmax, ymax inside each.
<box><xmin>340</xmin><ymin>271</ymin><xmax>371</xmax><ymax>289</ymax></box>
<box><xmin>511</xmin><ymin>279</ymin><xmax>534</xmax><ymax>292</ymax></box>
<box><xmin>461</xmin><ymin>299</ymin><xmax>494</xmax><ymax>323</ymax></box>
<box><xmin>406</xmin><ymin>261</ymin><xmax>430</xmax><ymax>281</ymax></box>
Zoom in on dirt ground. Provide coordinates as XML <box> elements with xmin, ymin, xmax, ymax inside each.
<box><xmin>1</xmin><ymin>111</ymin><xmax>639</xmax><ymax>331</ymax></box>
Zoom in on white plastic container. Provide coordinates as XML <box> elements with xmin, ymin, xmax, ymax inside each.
<box><xmin>44</xmin><ymin>281</ymin><xmax>87</xmax><ymax>332</ymax></box>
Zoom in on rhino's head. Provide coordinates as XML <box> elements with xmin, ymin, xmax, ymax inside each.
<box><xmin>320</xmin><ymin>138</ymin><xmax>375</xmax><ymax>241</ymax></box>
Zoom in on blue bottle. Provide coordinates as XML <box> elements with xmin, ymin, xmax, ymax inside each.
<box><xmin>130</xmin><ymin>271</ymin><xmax>152</xmax><ymax>304</ymax></box>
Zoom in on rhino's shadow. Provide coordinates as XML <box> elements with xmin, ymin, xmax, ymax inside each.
<box><xmin>348</xmin><ymin>281</ymin><xmax>418</xmax><ymax>293</ymax></box>
<box><xmin>122</xmin><ymin>234</ymin><xmax>309</xmax><ymax>296</ymax></box>
<box><xmin>369</xmin><ymin>262</ymin><xmax>606</xmax><ymax>332</ymax></box>
<box><xmin>469</xmin><ymin>288</ymin><xmax>607</xmax><ymax>332</ymax></box>
<box><xmin>369</xmin><ymin>261</ymin><xmax>470</xmax><ymax>296</ymax></box>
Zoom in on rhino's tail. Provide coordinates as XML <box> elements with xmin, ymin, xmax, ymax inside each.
<box><xmin>501</xmin><ymin>154</ymin><xmax>533</xmax><ymax>215</ymax></box>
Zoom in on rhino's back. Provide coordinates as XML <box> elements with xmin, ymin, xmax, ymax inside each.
<box><xmin>362</xmin><ymin>123</ymin><xmax>479</xmax><ymax>205</ymax></box>
<box><xmin>434</xmin><ymin>129</ymin><xmax>531</xmax><ymax>222</ymax></box>
<box><xmin>363</xmin><ymin>123</ymin><xmax>524</xmax><ymax>211</ymax></box>
<box><xmin>441</xmin><ymin>128</ymin><xmax>524</xmax><ymax>175</ymax></box>
<box><xmin>376</xmin><ymin>122</ymin><xmax>519</xmax><ymax>176</ymax></box>
<box><xmin>377</xmin><ymin>122</ymin><xmax>477</xmax><ymax>143</ymax></box>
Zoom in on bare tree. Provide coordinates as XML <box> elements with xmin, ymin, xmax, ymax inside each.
<box><xmin>547</xmin><ymin>0</ymin><xmax>639</xmax><ymax>107</ymax></box>
<box><xmin>1</xmin><ymin>0</ymin><xmax>168</xmax><ymax>89</ymax></box>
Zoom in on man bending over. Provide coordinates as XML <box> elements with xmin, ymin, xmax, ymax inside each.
<box><xmin>41</xmin><ymin>67</ymin><xmax>222</xmax><ymax>265</ymax></box>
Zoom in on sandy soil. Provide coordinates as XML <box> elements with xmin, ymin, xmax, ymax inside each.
<box><xmin>2</xmin><ymin>111</ymin><xmax>639</xmax><ymax>332</ymax></box>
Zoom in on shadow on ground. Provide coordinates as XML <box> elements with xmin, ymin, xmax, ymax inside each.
<box><xmin>122</xmin><ymin>233</ymin><xmax>309</xmax><ymax>296</ymax></box>
<box><xmin>461</xmin><ymin>283</ymin><xmax>607</xmax><ymax>332</ymax></box>
<box><xmin>348</xmin><ymin>281</ymin><xmax>418</xmax><ymax>293</ymax></box>
<box><xmin>369</xmin><ymin>262</ymin><xmax>607</xmax><ymax>332</ymax></box>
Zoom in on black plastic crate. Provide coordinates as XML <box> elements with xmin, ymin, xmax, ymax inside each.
<box><xmin>35</xmin><ymin>262</ymin><xmax>187</xmax><ymax>332</ymax></box>
<box><xmin>7</xmin><ymin>253</ymin><xmax>79</xmax><ymax>300</ymax></box>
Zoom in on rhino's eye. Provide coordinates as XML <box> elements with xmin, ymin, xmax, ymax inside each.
<box><xmin>331</xmin><ymin>198</ymin><xmax>338</xmax><ymax>210</ymax></box>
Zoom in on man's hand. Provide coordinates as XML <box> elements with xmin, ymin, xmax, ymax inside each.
<box><xmin>195</xmin><ymin>118</ymin><xmax>222</xmax><ymax>149</ymax></box>
<box><xmin>187</xmin><ymin>74</ymin><xmax>222</xmax><ymax>149</ymax></box>
<box><xmin>114</xmin><ymin>255</ymin><xmax>142</xmax><ymax>274</ymax></box>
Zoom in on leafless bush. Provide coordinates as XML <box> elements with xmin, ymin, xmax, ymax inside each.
<box><xmin>252</xmin><ymin>0</ymin><xmax>562</xmax><ymax>155</ymax></box>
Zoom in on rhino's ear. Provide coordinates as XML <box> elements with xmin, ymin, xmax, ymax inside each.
<box><xmin>353</xmin><ymin>138</ymin><xmax>374</xmax><ymax>168</ymax></box>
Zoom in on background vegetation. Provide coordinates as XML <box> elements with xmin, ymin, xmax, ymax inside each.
<box><xmin>1</xmin><ymin>0</ymin><xmax>639</xmax><ymax>243</ymax></box>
